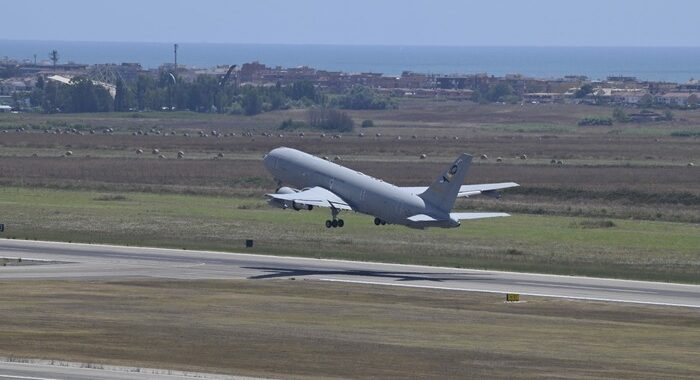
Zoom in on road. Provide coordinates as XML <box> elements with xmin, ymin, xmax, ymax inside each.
<box><xmin>0</xmin><ymin>360</ymin><xmax>261</xmax><ymax>380</ymax></box>
<box><xmin>1</xmin><ymin>239</ymin><xmax>699</xmax><ymax>308</ymax></box>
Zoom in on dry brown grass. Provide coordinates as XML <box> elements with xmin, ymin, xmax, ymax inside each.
<box><xmin>1</xmin><ymin>279</ymin><xmax>699</xmax><ymax>379</ymax></box>
<box><xmin>1</xmin><ymin>101</ymin><xmax>698</xmax><ymax>224</ymax></box>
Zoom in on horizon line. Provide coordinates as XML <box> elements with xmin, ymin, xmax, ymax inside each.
<box><xmin>2</xmin><ymin>38</ymin><xmax>700</xmax><ymax>49</ymax></box>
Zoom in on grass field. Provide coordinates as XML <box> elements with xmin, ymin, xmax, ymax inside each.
<box><xmin>1</xmin><ymin>100</ymin><xmax>699</xmax><ymax>378</ymax></box>
<box><xmin>1</xmin><ymin>279</ymin><xmax>699</xmax><ymax>379</ymax></box>
<box><xmin>1</xmin><ymin>187</ymin><xmax>698</xmax><ymax>283</ymax></box>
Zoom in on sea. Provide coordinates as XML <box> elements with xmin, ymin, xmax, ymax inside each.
<box><xmin>2</xmin><ymin>40</ymin><xmax>700</xmax><ymax>83</ymax></box>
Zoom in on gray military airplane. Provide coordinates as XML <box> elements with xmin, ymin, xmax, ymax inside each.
<box><xmin>264</xmin><ymin>147</ymin><xmax>518</xmax><ymax>229</ymax></box>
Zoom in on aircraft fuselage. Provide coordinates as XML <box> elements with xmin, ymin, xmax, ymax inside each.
<box><xmin>263</xmin><ymin>147</ymin><xmax>458</xmax><ymax>228</ymax></box>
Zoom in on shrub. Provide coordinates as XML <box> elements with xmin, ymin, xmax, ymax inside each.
<box><xmin>308</xmin><ymin>108</ymin><xmax>354</xmax><ymax>132</ymax></box>
<box><xmin>578</xmin><ymin>117</ymin><xmax>613</xmax><ymax>126</ymax></box>
<box><xmin>574</xmin><ymin>219</ymin><xmax>617</xmax><ymax>229</ymax></box>
<box><xmin>278</xmin><ymin>119</ymin><xmax>307</xmax><ymax>130</ymax></box>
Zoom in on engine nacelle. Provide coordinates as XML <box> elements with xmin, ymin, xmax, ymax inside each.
<box><xmin>276</xmin><ymin>186</ymin><xmax>298</xmax><ymax>195</ymax></box>
<box><xmin>267</xmin><ymin>187</ymin><xmax>311</xmax><ymax>211</ymax></box>
<box><xmin>292</xmin><ymin>201</ymin><xmax>313</xmax><ymax>211</ymax></box>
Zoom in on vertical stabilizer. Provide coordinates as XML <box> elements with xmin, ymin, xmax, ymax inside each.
<box><xmin>419</xmin><ymin>154</ymin><xmax>472</xmax><ymax>213</ymax></box>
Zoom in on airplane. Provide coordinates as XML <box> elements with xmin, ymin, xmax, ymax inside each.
<box><xmin>263</xmin><ymin>147</ymin><xmax>519</xmax><ymax>229</ymax></box>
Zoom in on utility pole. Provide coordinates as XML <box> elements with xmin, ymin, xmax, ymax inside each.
<box><xmin>173</xmin><ymin>43</ymin><xmax>178</xmax><ymax>73</ymax></box>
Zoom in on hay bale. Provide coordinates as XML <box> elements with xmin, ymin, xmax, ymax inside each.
<box><xmin>557</xmin><ymin>160</ymin><xmax>564</xmax><ymax>165</ymax></box>
<box><xmin>152</xmin><ymin>148</ymin><xmax>160</xmax><ymax>154</ymax></box>
<box><xmin>550</xmin><ymin>159</ymin><xmax>557</xmax><ymax>164</ymax></box>
<box><xmin>689</xmin><ymin>162</ymin><xmax>695</xmax><ymax>167</ymax></box>
<box><xmin>64</xmin><ymin>151</ymin><xmax>73</xmax><ymax>156</ymax></box>
<box><xmin>136</xmin><ymin>149</ymin><xmax>143</xmax><ymax>155</ymax></box>
<box><xmin>320</xmin><ymin>133</ymin><xmax>326</xmax><ymax>138</ymax></box>
<box><xmin>496</xmin><ymin>157</ymin><xmax>503</xmax><ymax>162</ymax></box>
<box><xmin>480</xmin><ymin>154</ymin><xmax>488</xmax><ymax>160</ymax></box>
<box><xmin>217</xmin><ymin>152</ymin><xmax>224</xmax><ymax>158</ymax></box>
<box><xmin>420</xmin><ymin>154</ymin><xmax>427</xmax><ymax>159</ymax></box>
<box><xmin>158</xmin><ymin>154</ymin><xmax>166</xmax><ymax>159</ymax></box>
<box><xmin>396</xmin><ymin>136</ymin><xmax>401</xmax><ymax>140</ymax></box>
<box><xmin>334</xmin><ymin>156</ymin><xmax>341</xmax><ymax>161</ymax></box>
<box><xmin>520</xmin><ymin>154</ymin><xmax>528</xmax><ymax>160</ymax></box>
<box><xmin>375</xmin><ymin>133</ymin><xmax>382</xmax><ymax>137</ymax></box>
<box><xmin>322</xmin><ymin>156</ymin><xmax>329</xmax><ymax>161</ymax></box>
<box><xmin>412</xmin><ymin>135</ymin><xmax>417</xmax><ymax>139</ymax></box>
<box><xmin>177</xmin><ymin>151</ymin><xmax>184</xmax><ymax>158</ymax></box>
<box><xmin>358</xmin><ymin>132</ymin><xmax>365</xmax><ymax>137</ymax></box>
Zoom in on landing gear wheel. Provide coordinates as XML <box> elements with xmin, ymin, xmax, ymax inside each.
<box><xmin>331</xmin><ymin>219</ymin><xmax>339</xmax><ymax>228</ymax></box>
<box><xmin>374</xmin><ymin>217</ymin><xmax>381</xmax><ymax>226</ymax></box>
<box><xmin>325</xmin><ymin>220</ymin><xmax>332</xmax><ymax>228</ymax></box>
<box><xmin>337</xmin><ymin>219</ymin><xmax>344</xmax><ymax>228</ymax></box>
<box><xmin>381</xmin><ymin>220</ymin><xmax>386</xmax><ymax>225</ymax></box>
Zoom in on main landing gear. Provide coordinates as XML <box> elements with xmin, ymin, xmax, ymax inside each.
<box><xmin>374</xmin><ymin>217</ymin><xmax>387</xmax><ymax>226</ymax></box>
<box><xmin>325</xmin><ymin>219</ymin><xmax>345</xmax><ymax>228</ymax></box>
<box><xmin>325</xmin><ymin>206</ymin><xmax>344</xmax><ymax>228</ymax></box>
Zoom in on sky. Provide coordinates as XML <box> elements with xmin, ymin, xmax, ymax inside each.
<box><xmin>2</xmin><ymin>0</ymin><xmax>699</xmax><ymax>46</ymax></box>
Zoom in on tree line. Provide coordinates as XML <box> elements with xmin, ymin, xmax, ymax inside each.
<box><xmin>26</xmin><ymin>72</ymin><xmax>392</xmax><ymax>115</ymax></box>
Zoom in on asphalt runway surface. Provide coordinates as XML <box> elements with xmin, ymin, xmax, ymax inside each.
<box><xmin>0</xmin><ymin>360</ymin><xmax>260</xmax><ymax>380</ymax></box>
<box><xmin>1</xmin><ymin>239</ymin><xmax>699</xmax><ymax>308</ymax></box>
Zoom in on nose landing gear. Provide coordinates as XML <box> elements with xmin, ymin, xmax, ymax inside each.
<box><xmin>374</xmin><ymin>217</ymin><xmax>387</xmax><ymax>226</ymax></box>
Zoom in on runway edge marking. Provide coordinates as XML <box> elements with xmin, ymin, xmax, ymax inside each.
<box><xmin>316</xmin><ymin>278</ymin><xmax>700</xmax><ymax>309</ymax></box>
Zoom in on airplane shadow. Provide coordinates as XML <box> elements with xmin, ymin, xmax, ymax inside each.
<box><xmin>243</xmin><ymin>266</ymin><xmax>493</xmax><ymax>282</ymax></box>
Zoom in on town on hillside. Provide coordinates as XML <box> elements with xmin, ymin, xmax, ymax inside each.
<box><xmin>1</xmin><ymin>52</ymin><xmax>699</xmax><ymax>115</ymax></box>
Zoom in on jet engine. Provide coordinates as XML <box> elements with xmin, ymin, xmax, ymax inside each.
<box><xmin>267</xmin><ymin>187</ymin><xmax>313</xmax><ymax>210</ymax></box>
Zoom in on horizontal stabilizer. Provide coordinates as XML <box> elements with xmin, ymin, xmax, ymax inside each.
<box><xmin>450</xmin><ymin>212</ymin><xmax>510</xmax><ymax>220</ymax></box>
<box><xmin>402</xmin><ymin>182</ymin><xmax>519</xmax><ymax>198</ymax></box>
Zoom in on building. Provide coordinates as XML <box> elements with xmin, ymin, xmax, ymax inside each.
<box><xmin>654</xmin><ymin>92</ymin><xmax>698</xmax><ymax>107</ymax></box>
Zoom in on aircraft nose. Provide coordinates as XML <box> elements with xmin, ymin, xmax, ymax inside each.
<box><xmin>263</xmin><ymin>151</ymin><xmax>275</xmax><ymax>170</ymax></box>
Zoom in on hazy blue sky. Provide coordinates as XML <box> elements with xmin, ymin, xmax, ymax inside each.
<box><xmin>3</xmin><ymin>0</ymin><xmax>699</xmax><ymax>46</ymax></box>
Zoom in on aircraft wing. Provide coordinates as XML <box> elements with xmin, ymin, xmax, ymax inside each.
<box><xmin>266</xmin><ymin>186</ymin><xmax>354</xmax><ymax>210</ymax></box>
<box><xmin>401</xmin><ymin>182</ymin><xmax>519</xmax><ymax>198</ymax></box>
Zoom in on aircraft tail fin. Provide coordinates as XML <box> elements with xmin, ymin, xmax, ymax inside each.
<box><xmin>419</xmin><ymin>153</ymin><xmax>472</xmax><ymax>213</ymax></box>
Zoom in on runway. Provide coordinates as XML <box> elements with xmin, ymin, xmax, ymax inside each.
<box><xmin>1</xmin><ymin>239</ymin><xmax>699</xmax><ymax>308</ymax></box>
<box><xmin>0</xmin><ymin>360</ymin><xmax>261</xmax><ymax>380</ymax></box>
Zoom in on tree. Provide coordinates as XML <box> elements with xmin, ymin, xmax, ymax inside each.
<box><xmin>639</xmin><ymin>93</ymin><xmax>653</xmax><ymax>108</ymax></box>
<box><xmin>308</xmin><ymin>108</ymin><xmax>354</xmax><ymax>132</ymax></box>
<box><xmin>664</xmin><ymin>109</ymin><xmax>674</xmax><ymax>121</ymax></box>
<box><xmin>575</xmin><ymin>84</ymin><xmax>593</xmax><ymax>98</ymax></box>
<box><xmin>114</xmin><ymin>78</ymin><xmax>128</xmax><ymax>111</ymax></box>
<box><xmin>612</xmin><ymin>107</ymin><xmax>629</xmax><ymax>122</ymax></box>
<box><xmin>287</xmin><ymin>80</ymin><xmax>317</xmax><ymax>101</ymax></box>
<box><xmin>242</xmin><ymin>90</ymin><xmax>262</xmax><ymax>115</ymax></box>
<box><xmin>336</xmin><ymin>85</ymin><xmax>391</xmax><ymax>110</ymax></box>
<box><xmin>36</xmin><ymin>75</ymin><xmax>45</xmax><ymax>90</ymax></box>
<box><xmin>486</xmin><ymin>83</ymin><xmax>514</xmax><ymax>102</ymax></box>
<box><xmin>135</xmin><ymin>74</ymin><xmax>151</xmax><ymax>110</ymax></box>
<box><xmin>65</xmin><ymin>77</ymin><xmax>113</xmax><ymax>113</ymax></box>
